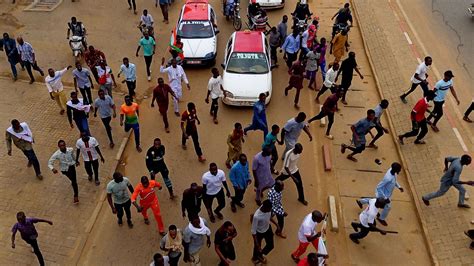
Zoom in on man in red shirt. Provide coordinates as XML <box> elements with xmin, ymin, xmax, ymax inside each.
<box><xmin>181</xmin><ymin>102</ymin><xmax>206</xmax><ymax>162</ymax></box>
<box><xmin>398</xmin><ymin>91</ymin><xmax>435</xmax><ymax>145</ymax></box>
<box><xmin>308</xmin><ymin>90</ymin><xmax>342</xmax><ymax>139</ymax></box>
<box><xmin>151</xmin><ymin>77</ymin><xmax>177</xmax><ymax>133</ymax></box>
<box><xmin>131</xmin><ymin>176</ymin><xmax>166</xmax><ymax>235</ymax></box>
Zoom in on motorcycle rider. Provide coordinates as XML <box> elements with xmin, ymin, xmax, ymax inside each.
<box><xmin>292</xmin><ymin>0</ymin><xmax>311</xmax><ymax>28</ymax></box>
<box><xmin>248</xmin><ymin>1</ymin><xmax>266</xmax><ymax>29</ymax></box>
<box><xmin>67</xmin><ymin>17</ymin><xmax>87</xmax><ymax>48</ymax></box>
<box><xmin>331</xmin><ymin>3</ymin><xmax>352</xmax><ymax>38</ymax></box>
<box><xmin>224</xmin><ymin>0</ymin><xmax>236</xmax><ymax>20</ymax></box>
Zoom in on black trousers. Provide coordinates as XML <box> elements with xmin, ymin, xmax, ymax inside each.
<box><xmin>114</xmin><ymin>199</ymin><xmax>132</xmax><ymax>222</ymax></box>
<box><xmin>369</xmin><ymin>124</ymin><xmax>384</xmax><ymax>145</ymax></box>
<box><xmin>252</xmin><ymin>226</ymin><xmax>274</xmax><ymax>260</ymax></box>
<box><xmin>270</xmin><ymin>146</ymin><xmax>278</xmax><ymax>170</ymax></box>
<box><xmin>276</xmin><ymin>170</ymin><xmax>305</xmax><ymax>201</ymax></box>
<box><xmin>427</xmin><ymin>100</ymin><xmax>444</xmax><ymax>126</ymax></box>
<box><xmin>286</xmin><ymin>52</ymin><xmax>297</xmax><ymax>68</ymax></box>
<box><xmin>79</xmin><ymin>86</ymin><xmax>93</xmax><ymax>105</ymax></box>
<box><xmin>465</xmin><ymin>102</ymin><xmax>474</xmax><ymax>117</ymax></box>
<box><xmin>101</xmin><ymin>116</ymin><xmax>114</xmax><ymax>144</ymax></box>
<box><xmin>24</xmin><ymin>238</ymin><xmax>45</xmax><ymax>266</ymax></box>
<box><xmin>340</xmin><ymin>79</ymin><xmax>352</xmax><ymax>101</ymax></box>
<box><xmin>401</xmin><ymin>82</ymin><xmax>430</xmax><ymax>98</ymax></box>
<box><xmin>23</xmin><ymin>60</ymin><xmax>43</xmax><ymax>81</ymax></box>
<box><xmin>316</xmin><ymin>84</ymin><xmax>336</xmax><ymax>99</ymax></box>
<box><xmin>169</xmin><ymin>253</ymin><xmax>182</xmax><ymax>266</ymax></box>
<box><xmin>270</xmin><ymin>45</ymin><xmax>278</xmax><ymax>64</ymax></box>
<box><xmin>276</xmin><ymin>214</ymin><xmax>285</xmax><ymax>231</ymax></box>
<box><xmin>144</xmin><ymin>55</ymin><xmax>153</xmax><ymax>76</ymax></box>
<box><xmin>349</xmin><ymin>222</ymin><xmax>372</xmax><ymax>240</ymax></box>
<box><xmin>182</xmin><ymin>130</ymin><xmax>203</xmax><ymax>156</ymax></box>
<box><xmin>127</xmin><ymin>0</ymin><xmax>136</xmax><ymax>11</ymax></box>
<box><xmin>126</xmin><ymin>80</ymin><xmax>136</xmax><ymax>97</ymax></box>
<box><xmin>218</xmin><ymin>243</ymin><xmax>236</xmax><ymax>266</ymax></box>
<box><xmin>84</xmin><ymin>159</ymin><xmax>99</xmax><ymax>181</ymax></box>
<box><xmin>210</xmin><ymin>98</ymin><xmax>219</xmax><ymax>119</ymax></box>
<box><xmin>62</xmin><ymin>165</ymin><xmax>79</xmax><ymax>197</ymax></box>
<box><xmin>401</xmin><ymin>119</ymin><xmax>428</xmax><ymax>142</ymax></box>
<box><xmin>308</xmin><ymin>110</ymin><xmax>334</xmax><ymax>135</ymax></box>
<box><xmin>23</xmin><ymin>149</ymin><xmax>41</xmax><ymax>176</ymax></box>
<box><xmin>204</xmin><ymin>189</ymin><xmax>226</xmax><ymax>213</ymax></box>
<box><xmin>231</xmin><ymin>186</ymin><xmax>246</xmax><ymax>204</ymax></box>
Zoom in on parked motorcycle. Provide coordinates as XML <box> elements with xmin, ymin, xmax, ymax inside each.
<box><xmin>69</xmin><ymin>35</ymin><xmax>84</xmax><ymax>59</ymax></box>
<box><xmin>230</xmin><ymin>2</ymin><xmax>242</xmax><ymax>31</ymax></box>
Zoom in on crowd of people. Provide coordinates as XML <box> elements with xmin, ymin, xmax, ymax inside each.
<box><xmin>2</xmin><ymin>0</ymin><xmax>474</xmax><ymax>265</ymax></box>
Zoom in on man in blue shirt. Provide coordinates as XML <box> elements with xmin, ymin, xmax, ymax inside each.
<box><xmin>244</xmin><ymin>93</ymin><xmax>268</xmax><ymax>139</ymax></box>
<box><xmin>357</xmin><ymin>163</ymin><xmax>403</xmax><ymax>226</ymax></box>
<box><xmin>118</xmin><ymin>57</ymin><xmax>137</xmax><ymax>97</ymax></box>
<box><xmin>281</xmin><ymin>30</ymin><xmax>300</xmax><ymax>68</ymax></box>
<box><xmin>0</xmin><ymin>33</ymin><xmax>21</xmax><ymax>80</ymax></box>
<box><xmin>426</xmin><ymin>70</ymin><xmax>460</xmax><ymax>132</ymax></box>
<box><xmin>341</xmin><ymin>109</ymin><xmax>375</xmax><ymax>162</ymax></box>
<box><xmin>422</xmin><ymin>155</ymin><xmax>472</xmax><ymax>208</ymax></box>
<box><xmin>229</xmin><ymin>154</ymin><xmax>251</xmax><ymax>212</ymax></box>
<box><xmin>262</xmin><ymin>124</ymin><xmax>283</xmax><ymax>174</ymax></box>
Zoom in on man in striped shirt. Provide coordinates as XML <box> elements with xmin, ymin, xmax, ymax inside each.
<box><xmin>16</xmin><ymin>37</ymin><xmax>44</xmax><ymax>83</ymax></box>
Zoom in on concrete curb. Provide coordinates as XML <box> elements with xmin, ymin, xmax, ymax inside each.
<box><xmin>351</xmin><ymin>1</ymin><xmax>438</xmax><ymax>265</ymax></box>
<box><xmin>71</xmin><ymin>131</ymin><xmax>132</xmax><ymax>265</ymax></box>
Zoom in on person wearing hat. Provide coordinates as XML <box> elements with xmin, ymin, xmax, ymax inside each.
<box><xmin>426</xmin><ymin>70</ymin><xmax>460</xmax><ymax>132</ymax></box>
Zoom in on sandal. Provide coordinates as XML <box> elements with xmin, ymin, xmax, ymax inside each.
<box><xmin>347</xmin><ymin>155</ymin><xmax>358</xmax><ymax>162</ymax></box>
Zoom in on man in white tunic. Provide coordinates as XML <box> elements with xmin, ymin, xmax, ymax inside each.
<box><xmin>160</xmin><ymin>57</ymin><xmax>191</xmax><ymax>116</ymax></box>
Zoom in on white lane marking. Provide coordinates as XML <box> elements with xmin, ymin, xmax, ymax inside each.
<box><xmin>452</xmin><ymin>128</ymin><xmax>469</xmax><ymax>152</ymax></box>
<box><xmin>403</xmin><ymin>32</ymin><xmax>413</xmax><ymax>45</ymax></box>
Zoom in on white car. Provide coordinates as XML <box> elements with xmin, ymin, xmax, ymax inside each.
<box><xmin>172</xmin><ymin>0</ymin><xmax>218</xmax><ymax>66</ymax></box>
<box><xmin>255</xmin><ymin>0</ymin><xmax>284</xmax><ymax>9</ymax></box>
<box><xmin>221</xmin><ymin>31</ymin><xmax>272</xmax><ymax>106</ymax></box>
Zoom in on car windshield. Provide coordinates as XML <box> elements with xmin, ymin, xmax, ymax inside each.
<box><xmin>178</xmin><ymin>20</ymin><xmax>214</xmax><ymax>38</ymax></box>
<box><xmin>226</xmin><ymin>52</ymin><xmax>269</xmax><ymax>74</ymax></box>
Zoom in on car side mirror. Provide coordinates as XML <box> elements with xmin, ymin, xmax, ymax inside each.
<box><xmin>221</xmin><ymin>63</ymin><xmax>226</xmax><ymax>69</ymax></box>
<box><xmin>215</xmin><ymin>28</ymin><xmax>220</xmax><ymax>34</ymax></box>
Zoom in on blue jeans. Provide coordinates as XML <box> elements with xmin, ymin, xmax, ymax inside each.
<box><xmin>9</xmin><ymin>59</ymin><xmax>18</xmax><ymax>77</ymax></box>
<box><xmin>423</xmin><ymin>182</ymin><xmax>465</xmax><ymax>205</ymax></box>
<box><xmin>23</xmin><ymin>149</ymin><xmax>41</xmax><ymax>176</ymax></box>
<box><xmin>125</xmin><ymin>123</ymin><xmax>140</xmax><ymax>147</ymax></box>
<box><xmin>244</xmin><ymin>122</ymin><xmax>268</xmax><ymax>140</ymax></box>
<box><xmin>74</xmin><ymin>117</ymin><xmax>90</xmax><ymax>136</ymax></box>
<box><xmin>360</xmin><ymin>198</ymin><xmax>391</xmax><ymax>221</ymax></box>
<box><xmin>319</xmin><ymin>61</ymin><xmax>326</xmax><ymax>82</ymax></box>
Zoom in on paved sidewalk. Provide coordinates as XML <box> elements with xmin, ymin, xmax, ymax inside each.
<box><xmin>0</xmin><ymin>78</ymin><xmax>125</xmax><ymax>265</ymax></box>
<box><xmin>353</xmin><ymin>0</ymin><xmax>473</xmax><ymax>264</ymax></box>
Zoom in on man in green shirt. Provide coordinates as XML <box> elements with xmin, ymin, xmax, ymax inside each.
<box><xmin>136</xmin><ymin>31</ymin><xmax>156</xmax><ymax>81</ymax></box>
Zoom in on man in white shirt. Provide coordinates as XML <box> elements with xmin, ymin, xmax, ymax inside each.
<box><xmin>205</xmin><ymin>68</ymin><xmax>227</xmax><ymax>124</ymax></box>
<box><xmin>349</xmin><ymin>197</ymin><xmax>389</xmax><ymax>244</ymax></box>
<box><xmin>202</xmin><ymin>163</ymin><xmax>231</xmax><ymax>223</ymax></box>
<box><xmin>48</xmin><ymin>140</ymin><xmax>79</xmax><ymax>204</ymax></box>
<box><xmin>45</xmin><ymin>66</ymin><xmax>72</xmax><ymax>115</ymax></box>
<box><xmin>117</xmin><ymin>57</ymin><xmax>137</xmax><ymax>97</ymax></box>
<box><xmin>276</xmin><ymin>143</ymin><xmax>307</xmax><ymax>205</ymax></box>
<box><xmin>160</xmin><ymin>57</ymin><xmax>191</xmax><ymax>116</ymax></box>
<box><xmin>291</xmin><ymin>210</ymin><xmax>325</xmax><ymax>262</ymax></box>
<box><xmin>75</xmin><ymin>132</ymin><xmax>105</xmax><ymax>186</ymax></box>
<box><xmin>315</xmin><ymin>62</ymin><xmax>339</xmax><ymax>102</ymax></box>
<box><xmin>140</xmin><ymin>9</ymin><xmax>154</xmax><ymax>27</ymax></box>
<box><xmin>357</xmin><ymin>163</ymin><xmax>403</xmax><ymax>226</ymax></box>
<box><xmin>96</xmin><ymin>60</ymin><xmax>117</xmax><ymax>97</ymax></box>
<box><xmin>400</xmin><ymin>56</ymin><xmax>432</xmax><ymax>103</ymax></box>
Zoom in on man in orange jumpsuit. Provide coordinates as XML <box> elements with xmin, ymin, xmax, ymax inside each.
<box><xmin>132</xmin><ymin>176</ymin><xmax>166</xmax><ymax>235</ymax></box>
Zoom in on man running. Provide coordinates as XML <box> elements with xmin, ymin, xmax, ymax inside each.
<box><xmin>400</xmin><ymin>56</ymin><xmax>432</xmax><ymax>103</ymax></box>
<box><xmin>422</xmin><ymin>155</ymin><xmax>472</xmax><ymax>209</ymax></box>
<box><xmin>136</xmin><ymin>31</ymin><xmax>155</xmax><ymax>81</ymax></box>
<box><xmin>276</xmin><ymin>143</ymin><xmax>307</xmax><ymax>205</ymax></box>
<box><xmin>464</xmin><ymin>100</ymin><xmax>474</xmax><ymax>123</ymax></box>
<box><xmin>160</xmin><ymin>57</ymin><xmax>191</xmax><ymax>116</ymax></box>
<box><xmin>45</xmin><ymin>66</ymin><xmax>72</xmax><ymax>115</ymax></box>
<box><xmin>398</xmin><ymin>91</ymin><xmax>436</xmax><ymax>145</ymax></box>
<box><xmin>309</xmin><ymin>90</ymin><xmax>342</xmax><ymax>139</ymax></box>
<box><xmin>281</xmin><ymin>112</ymin><xmax>312</xmax><ymax>158</ymax></box>
<box><xmin>202</xmin><ymin>163</ymin><xmax>231</xmax><ymax>223</ymax></box>
<box><xmin>341</xmin><ymin>109</ymin><xmax>376</xmax><ymax>162</ymax></box>
<box><xmin>291</xmin><ymin>210</ymin><xmax>325</xmax><ymax>262</ymax></box>
<box><xmin>315</xmin><ymin>62</ymin><xmax>339</xmax><ymax>102</ymax></box>
<box><xmin>229</xmin><ymin>154</ymin><xmax>251</xmax><ymax>213</ymax></box>
<box><xmin>181</xmin><ymin>102</ymin><xmax>205</xmax><ymax>162</ymax></box>
<box><xmin>367</xmin><ymin>99</ymin><xmax>389</xmax><ymax>148</ymax></box>
<box><xmin>120</xmin><ymin>95</ymin><xmax>142</xmax><ymax>152</ymax></box>
<box><xmin>107</xmin><ymin>172</ymin><xmax>134</xmax><ymax>228</ymax></box>
<box><xmin>117</xmin><ymin>57</ymin><xmax>137</xmax><ymax>97</ymax></box>
<box><xmin>11</xmin><ymin>212</ymin><xmax>52</xmax><ymax>266</ymax></box>
<box><xmin>426</xmin><ymin>70</ymin><xmax>460</xmax><ymax>132</ymax></box>
<box><xmin>131</xmin><ymin>176</ymin><xmax>166</xmax><ymax>234</ymax></box>
<box><xmin>336</xmin><ymin>51</ymin><xmax>363</xmax><ymax>105</ymax></box>
<box><xmin>48</xmin><ymin>140</ymin><xmax>79</xmax><ymax>203</ymax></box>
<box><xmin>263</xmin><ymin>124</ymin><xmax>283</xmax><ymax>174</ymax></box>
<box><xmin>268</xmin><ymin>180</ymin><xmax>287</xmax><ymax>238</ymax></box>
<box><xmin>6</xmin><ymin>120</ymin><xmax>42</xmax><ymax>179</ymax></box>
<box><xmin>67</xmin><ymin>91</ymin><xmax>91</xmax><ymax>136</ymax></box>
<box><xmin>357</xmin><ymin>163</ymin><xmax>403</xmax><ymax>226</ymax></box>
<box><xmin>349</xmin><ymin>198</ymin><xmax>389</xmax><ymax>244</ymax></box>
<box><xmin>285</xmin><ymin>58</ymin><xmax>305</xmax><ymax>108</ymax></box>
<box><xmin>146</xmin><ymin>138</ymin><xmax>175</xmax><ymax>199</ymax></box>
<box><xmin>244</xmin><ymin>93</ymin><xmax>268</xmax><ymax>139</ymax></box>
<box><xmin>94</xmin><ymin>89</ymin><xmax>116</xmax><ymax>148</ymax></box>
<box><xmin>151</xmin><ymin>77</ymin><xmax>177</xmax><ymax>133</ymax></box>
<box><xmin>16</xmin><ymin>37</ymin><xmax>44</xmax><ymax>84</ymax></box>
<box><xmin>76</xmin><ymin>132</ymin><xmax>105</xmax><ymax>185</ymax></box>
<box><xmin>225</xmin><ymin>123</ymin><xmax>245</xmax><ymax>169</ymax></box>
<box><xmin>72</xmin><ymin>62</ymin><xmax>94</xmax><ymax>105</ymax></box>
<box><xmin>253</xmin><ymin>147</ymin><xmax>275</xmax><ymax>206</ymax></box>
